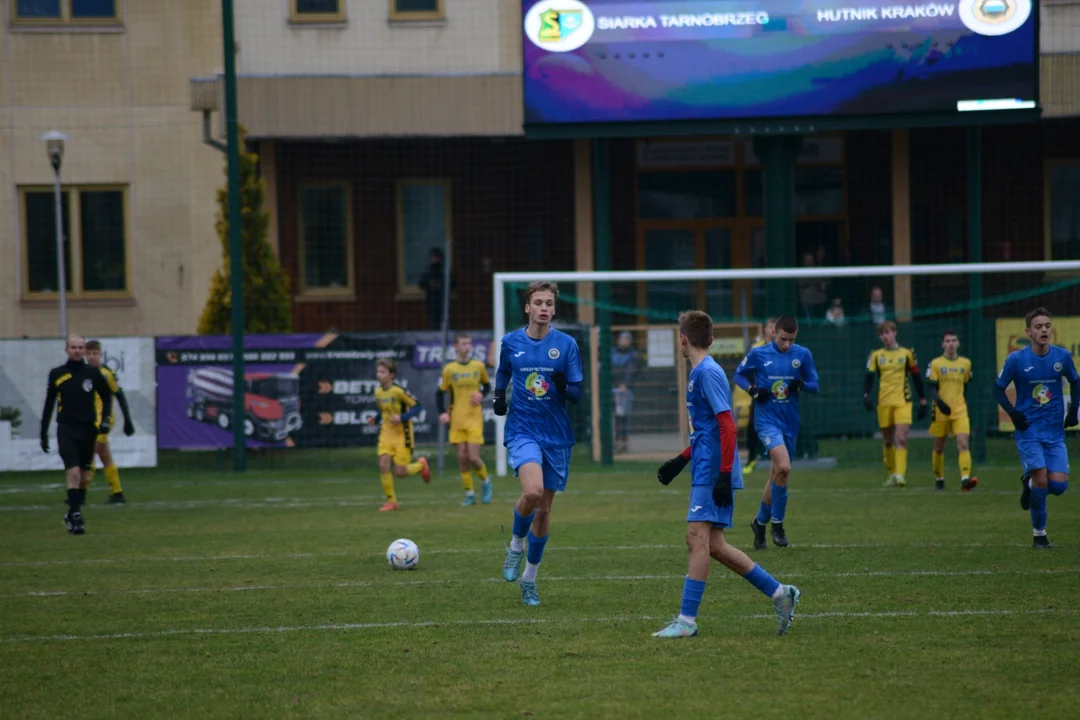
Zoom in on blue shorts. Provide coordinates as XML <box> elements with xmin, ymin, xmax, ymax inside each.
<box><xmin>756</xmin><ymin>421</ymin><xmax>796</xmax><ymax>459</ymax></box>
<box><xmin>1016</xmin><ymin>436</ymin><xmax>1070</xmax><ymax>476</ymax></box>
<box><xmin>687</xmin><ymin>484</ymin><xmax>735</xmax><ymax>528</ymax></box>
<box><xmin>508</xmin><ymin>437</ymin><xmax>571</xmax><ymax>492</ymax></box>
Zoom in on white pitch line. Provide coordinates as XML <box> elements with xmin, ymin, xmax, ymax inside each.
<box><xmin>4</xmin><ymin>607</ymin><xmax>1073</xmax><ymax>644</ymax></box>
<box><xmin>4</xmin><ymin>568</ymin><xmax>1076</xmax><ymax>601</ymax></box>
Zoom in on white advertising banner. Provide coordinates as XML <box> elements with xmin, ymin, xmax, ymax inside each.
<box><xmin>0</xmin><ymin>338</ymin><xmax>157</xmax><ymax>471</ymax></box>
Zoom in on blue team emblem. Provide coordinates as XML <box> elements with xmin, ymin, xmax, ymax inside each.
<box><xmin>792</xmin><ymin>359</ymin><xmax>801</xmax><ymax>369</ymax></box>
<box><xmin>1054</xmin><ymin>362</ymin><xmax>1063</xmax><ymax>373</ymax></box>
<box><xmin>548</xmin><ymin>348</ymin><xmax>561</xmax><ymax>360</ymax></box>
<box><xmin>82</xmin><ymin>379</ymin><xmax>93</xmax><ymax>392</ymax></box>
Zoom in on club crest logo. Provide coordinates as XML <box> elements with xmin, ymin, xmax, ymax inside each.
<box><xmin>82</xmin><ymin>378</ymin><xmax>93</xmax><ymax>392</ymax></box>
<box><xmin>879</xmin><ymin>356</ymin><xmax>887</xmax><ymax>366</ymax></box>
<box><xmin>960</xmin><ymin>0</ymin><xmax>1031</xmax><ymax>36</ymax></box>
<box><xmin>524</xmin><ymin>0</ymin><xmax>596</xmax><ymax>52</ymax></box>
<box><xmin>687</xmin><ymin>380</ymin><xmax>694</xmax><ymax>393</ymax></box>
<box><xmin>771</xmin><ymin>379</ymin><xmax>789</xmax><ymax>400</ymax></box>
<box><xmin>526</xmin><ymin>371</ymin><xmax>550</xmax><ymax>398</ymax></box>
<box><xmin>792</xmin><ymin>359</ymin><xmax>801</xmax><ymax>369</ymax></box>
<box><xmin>1032</xmin><ymin>384</ymin><xmax>1052</xmax><ymax>405</ymax></box>
<box><xmin>548</xmin><ymin>348</ymin><xmax>561</xmax><ymax>360</ymax></box>
<box><xmin>1054</xmin><ymin>362</ymin><xmax>1063</xmax><ymax>373</ymax></box>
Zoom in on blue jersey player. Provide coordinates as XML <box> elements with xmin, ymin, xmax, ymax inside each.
<box><xmin>495</xmin><ymin>281</ymin><xmax>583</xmax><ymax>605</ymax></box>
<box><xmin>994</xmin><ymin>307</ymin><xmax>1079</xmax><ymax>548</ymax></box>
<box><xmin>734</xmin><ymin>315</ymin><xmax>819</xmax><ymax>550</ymax></box>
<box><xmin>652</xmin><ymin>310</ymin><xmax>800</xmax><ymax>638</ymax></box>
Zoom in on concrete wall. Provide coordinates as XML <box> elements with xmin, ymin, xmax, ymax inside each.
<box><xmin>0</xmin><ymin>0</ymin><xmax>224</xmax><ymax>339</ymax></box>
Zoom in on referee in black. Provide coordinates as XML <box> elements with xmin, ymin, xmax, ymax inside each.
<box><xmin>40</xmin><ymin>334</ymin><xmax>113</xmax><ymax>535</ymax></box>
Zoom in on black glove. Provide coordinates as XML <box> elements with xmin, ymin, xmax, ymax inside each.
<box><xmin>124</xmin><ymin>420</ymin><xmax>136</xmax><ymax>437</ymax></box>
<box><xmin>787</xmin><ymin>379</ymin><xmax>802</xmax><ymax>395</ymax></box>
<box><xmin>657</xmin><ymin>454</ymin><xmax>689</xmax><ymax>486</ymax></box>
<box><xmin>1066</xmin><ymin>404</ymin><xmax>1079</xmax><ymax>429</ymax></box>
<box><xmin>863</xmin><ymin>394</ymin><xmax>874</xmax><ymax>412</ymax></box>
<box><xmin>935</xmin><ymin>399</ymin><xmax>952</xmax><ymax>416</ymax></box>
<box><xmin>493</xmin><ymin>389</ymin><xmax>508</xmax><ymax>417</ymax></box>
<box><xmin>97</xmin><ymin>419</ymin><xmax>111</xmax><ymax>435</ymax></box>
<box><xmin>749</xmin><ymin>386</ymin><xmax>771</xmax><ymax>404</ymax></box>
<box><xmin>916</xmin><ymin>403</ymin><xmax>927</xmax><ymax>421</ymax></box>
<box><xmin>712</xmin><ymin>471</ymin><xmax>733</xmax><ymax>508</ymax></box>
<box><xmin>551</xmin><ymin>372</ymin><xmax>567</xmax><ymax>394</ymax></box>
<box><xmin>1008</xmin><ymin>410</ymin><xmax>1029</xmax><ymax>431</ymax></box>
<box><xmin>40</xmin><ymin>434</ymin><xmax>49</xmax><ymax>454</ymax></box>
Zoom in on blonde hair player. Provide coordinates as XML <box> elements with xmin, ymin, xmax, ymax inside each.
<box><xmin>437</xmin><ymin>333</ymin><xmax>493</xmax><ymax>506</ymax></box>
<box><xmin>863</xmin><ymin>321</ymin><xmax>926</xmax><ymax>487</ymax></box>
<box><xmin>84</xmin><ymin>340</ymin><xmax>136</xmax><ymax>504</ymax></box>
<box><xmin>369</xmin><ymin>358</ymin><xmax>431</xmax><ymax>512</ymax></box>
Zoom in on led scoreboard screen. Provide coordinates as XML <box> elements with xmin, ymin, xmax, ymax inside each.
<box><xmin>522</xmin><ymin>0</ymin><xmax>1037</xmax><ymax>125</ymax></box>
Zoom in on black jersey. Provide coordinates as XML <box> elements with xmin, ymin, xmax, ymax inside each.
<box><xmin>41</xmin><ymin>360</ymin><xmax>114</xmax><ymax>432</ymax></box>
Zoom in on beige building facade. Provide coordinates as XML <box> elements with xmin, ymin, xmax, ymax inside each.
<box><xmin>1</xmin><ymin>0</ymin><xmax>224</xmax><ymax>339</ymax></box>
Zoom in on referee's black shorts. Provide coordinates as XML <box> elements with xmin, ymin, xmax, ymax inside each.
<box><xmin>58</xmin><ymin>424</ymin><xmax>97</xmax><ymax>471</ymax></box>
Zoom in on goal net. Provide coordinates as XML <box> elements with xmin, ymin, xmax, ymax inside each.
<box><xmin>492</xmin><ymin>261</ymin><xmax>1080</xmax><ymax>477</ymax></box>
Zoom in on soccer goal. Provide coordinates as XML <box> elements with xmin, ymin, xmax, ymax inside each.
<box><xmin>491</xmin><ymin>260</ymin><xmax>1080</xmax><ymax>477</ymax></box>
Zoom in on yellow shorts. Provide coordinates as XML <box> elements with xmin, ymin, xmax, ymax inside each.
<box><xmin>95</xmin><ymin>433</ymin><xmax>110</xmax><ymax>445</ymax></box>
<box><xmin>377</xmin><ymin>440</ymin><xmax>413</xmax><ymax>467</ymax></box>
<box><xmin>449</xmin><ymin>424</ymin><xmax>484</xmax><ymax>446</ymax></box>
<box><xmin>929</xmin><ymin>414</ymin><xmax>971</xmax><ymax>438</ymax></box>
<box><xmin>877</xmin><ymin>404</ymin><xmax>912</xmax><ymax>429</ymax></box>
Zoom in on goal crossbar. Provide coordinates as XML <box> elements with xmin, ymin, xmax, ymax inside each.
<box><xmin>491</xmin><ymin>259</ymin><xmax>1080</xmax><ymax>475</ymax></box>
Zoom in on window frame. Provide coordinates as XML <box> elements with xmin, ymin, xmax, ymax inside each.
<box><xmin>290</xmin><ymin>0</ymin><xmax>345</xmax><ymax>24</ymax></box>
<box><xmin>1044</xmin><ymin>159</ymin><xmax>1080</xmax><ymax>261</ymax></box>
<box><xmin>19</xmin><ymin>184</ymin><xmax>131</xmax><ymax>300</ymax></box>
<box><xmin>296</xmin><ymin>180</ymin><xmax>356</xmax><ymax>299</ymax></box>
<box><xmin>388</xmin><ymin>0</ymin><xmax>445</xmax><ymax>22</ymax></box>
<box><xmin>11</xmin><ymin>0</ymin><xmax>122</xmax><ymax>26</ymax></box>
<box><xmin>396</xmin><ymin>178</ymin><xmax>452</xmax><ymax>296</ymax></box>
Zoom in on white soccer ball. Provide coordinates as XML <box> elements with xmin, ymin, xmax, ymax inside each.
<box><xmin>386</xmin><ymin>538</ymin><xmax>419</xmax><ymax>570</ymax></box>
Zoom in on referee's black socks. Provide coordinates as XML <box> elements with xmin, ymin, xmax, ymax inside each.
<box><xmin>66</xmin><ymin>488</ymin><xmax>82</xmax><ymax>514</ymax></box>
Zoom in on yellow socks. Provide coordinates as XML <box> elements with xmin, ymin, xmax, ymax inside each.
<box><xmin>884</xmin><ymin>446</ymin><xmax>896</xmax><ymax>476</ymax></box>
<box><xmin>104</xmin><ymin>464</ymin><xmax>122</xmax><ymax>494</ymax></box>
<box><xmin>380</xmin><ymin>472</ymin><xmax>397</xmax><ymax>503</ymax></box>
<box><xmin>959</xmin><ymin>451</ymin><xmax>972</xmax><ymax>479</ymax></box>
<box><xmin>895</xmin><ymin>448</ymin><xmax>908</xmax><ymax>478</ymax></box>
<box><xmin>932</xmin><ymin>451</ymin><xmax>945</xmax><ymax>479</ymax></box>
<box><xmin>405</xmin><ymin>461</ymin><xmax>423</xmax><ymax>476</ymax></box>
<box><xmin>461</xmin><ymin>471</ymin><xmax>474</xmax><ymax>492</ymax></box>
<box><xmin>475</xmin><ymin>461</ymin><xmax>488</xmax><ymax>482</ymax></box>
<box><xmin>86</xmin><ymin>466</ymin><xmax>96</xmax><ymax>489</ymax></box>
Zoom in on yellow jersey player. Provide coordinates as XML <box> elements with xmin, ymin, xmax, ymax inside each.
<box><xmin>437</xmin><ymin>334</ymin><xmax>492</xmax><ymax>506</ymax></box>
<box><xmin>85</xmin><ymin>340</ymin><xmax>136</xmax><ymax>504</ymax></box>
<box><xmin>370</xmin><ymin>359</ymin><xmax>431</xmax><ymax>512</ymax></box>
<box><xmin>863</xmin><ymin>321</ymin><xmax>926</xmax><ymax>487</ymax></box>
<box><xmin>927</xmin><ymin>330</ymin><xmax>977</xmax><ymax>492</ymax></box>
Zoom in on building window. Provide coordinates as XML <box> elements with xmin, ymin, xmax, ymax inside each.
<box><xmin>389</xmin><ymin>0</ymin><xmax>445</xmax><ymax>22</ymax></box>
<box><xmin>298</xmin><ymin>183</ymin><xmax>354</xmax><ymax>296</ymax></box>
<box><xmin>20</xmin><ymin>186</ymin><xmax>128</xmax><ymax>297</ymax></box>
<box><xmin>291</xmin><ymin>0</ymin><xmax>344</xmax><ymax>23</ymax></box>
<box><xmin>13</xmin><ymin>0</ymin><xmax>120</xmax><ymax>23</ymax></box>
<box><xmin>1047</xmin><ymin>162</ymin><xmax>1080</xmax><ymax>260</ymax></box>
<box><xmin>397</xmin><ymin>180</ymin><xmax>450</xmax><ymax>293</ymax></box>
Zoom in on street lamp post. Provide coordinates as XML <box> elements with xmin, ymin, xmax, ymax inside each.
<box><xmin>42</xmin><ymin>131</ymin><xmax>69</xmax><ymax>340</ymax></box>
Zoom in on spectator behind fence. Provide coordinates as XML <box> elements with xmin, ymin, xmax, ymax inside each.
<box><xmin>825</xmin><ymin>298</ymin><xmax>846</xmax><ymax>327</ymax></box>
<box><xmin>420</xmin><ymin>248</ymin><xmax>449</xmax><ymax>330</ymax></box>
<box><xmin>611</xmin><ymin>331</ymin><xmax>640</xmax><ymax>454</ymax></box>
<box><xmin>797</xmin><ymin>252</ymin><xmax>829</xmax><ymax>320</ymax></box>
<box><xmin>868</xmin><ymin>286</ymin><xmax>889</xmax><ymax>325</ymax></box>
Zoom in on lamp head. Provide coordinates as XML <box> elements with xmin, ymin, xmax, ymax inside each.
<box><xmin>41</xmin><ymin>131</ymin><xmax>69</xmax><ymax>172</ymax></box>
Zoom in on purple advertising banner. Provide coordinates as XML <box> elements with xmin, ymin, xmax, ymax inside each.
<box><xmin>156</xmin><ymin>333</ymin><xmax>494</xmax><ymax>450</ymax></box>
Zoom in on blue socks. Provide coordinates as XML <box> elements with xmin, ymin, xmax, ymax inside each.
<box><xmin>756</xmin><ymin>500</ymin><xmax>770</xmax><ymax>525</ymax></box>
<box><xmin>680</xmin><ymin>577</ymin><xmax>706</xmax><ymax>620</ymax></box>
<box><xmin>1030</xmin><ymin>486</ymin><xmax>1048</xmax><ymax>533</ymax></box>
<box><xmin>742</xmin><ymin>563</ymin><xmax>781</xmax><ymax>598</ymax></box>
<box><xmin>512</xmin><ymin>507</ymin><xmax>534</xmax><ymax>540</ymax></box>
<box><xmin>526</xmin><ymin>530</ymin><xmax>548</xmax><ymax>565</ymax></box>
<box><xmin>771</xmin><ymin>484</ymin><xmax>789</xmax><ymax>524</ymax></box>
<box><xmin>1049</xmin><ymin>480</ymin><xmax>1069</xmax><ymax>496</ymax></box>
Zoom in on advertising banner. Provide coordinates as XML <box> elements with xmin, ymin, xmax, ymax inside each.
<box><xmin>0</xmin><ymin>338</ymin><xmax>157</xmax><ymax>471</ymax></box>
<box><xmin>522</xmin><ymin>0</ymin><xmax>1037</xmax><ymax>125</ymax></box>
<box><xmin>994</xmin><ymin>318</ymin><xmax>1080</xmax><ymax>432</ymax></box>
<box><xmin>156</xmin><ymin>332</ymin><xmax>494</xmax><ymax>450</ymax></box>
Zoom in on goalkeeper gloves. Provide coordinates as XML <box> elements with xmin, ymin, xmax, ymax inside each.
<box><xmin>493</xmin><ymin>389</ymin><xmax>508</xmax><ymax>417</ymax></box>
<box><xmin>656</xmin><ymin>454</ymin><xmax>689</xmax><ymax>486</ymax></box>
<box><xmin>749</xmin><ymin>386</ymin><xmax>771</xmax><ymax>404</ymax></box>
<box><xmin>916</xmin><ymin>403</ymin><xmax>927</xmax><ymax>421</ymax></box>
<box><xmin>787</xmin><ymin>378</ymin><xmax>802</xmax><ymax>395</ymax></box>
<box><xmin>1066</xmin><ymin>404</ymin><xmax>1079</xmax><ymax>429</ymax></box>
<box><xmin>863</xmin><ymin>394</ymin><xmax>874</xmax><ymax>412</ymax></box>
<box><xmin>712</xmin><ymin>471</ymin><xmax>733</xmax><ymax>508</ymax></box>
<box><xmin>551</xmin><ymin>371</ymin><xmax>567</xmax><ymax>395</ymax></box>
<box><xmin>935</xmin><ymin>399</ymin><xmax>952</xmax><ymax>416</ymax></box>
<box><xmin>1008</xmin><ymin>410</ymin><xmax>1029</xmax><ymax>431</ymax></box>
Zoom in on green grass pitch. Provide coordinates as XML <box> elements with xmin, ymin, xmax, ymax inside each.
<box><xmin>2</xmin><ymin>454</ymin><xmax>1079</xmax><ymax>719</ymax></box>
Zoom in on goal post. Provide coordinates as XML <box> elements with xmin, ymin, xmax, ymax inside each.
<box><xmin>492</xmin><ymin>260</ymin><xmax>1080</xmax><ymax>477</ymax></box>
